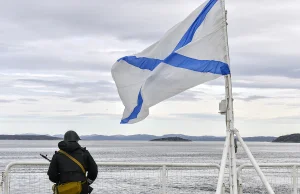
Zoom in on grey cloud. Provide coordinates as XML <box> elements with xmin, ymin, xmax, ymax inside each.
<box><xmin>170</xmin><ymin>113</ymin><xmax>223</xmax><ymax>120</ymax></box>
<box><xmin>15</xmin><ymin>78</ymin><xmax>118</xmax><ymax>102</ymax></box>
<box><xmin>168</xmin><ymin>91</ymin><xmax>204</xmax><ymax>102</ymax></box>
<box><xmin>0</xmin><ymin>55</ymin><xmax>112</xmax><ymax>71</ymax></box>
<box><xmin>74</xmin><ymin>98</ymin><xmax>95</xmax><ymax>103</ymax></box>
<box><xmin>230</xmin><ymin>53</ymin><xmax>300</xmax><ymax>79</ymax></box>
<box><xmin>0</xmin><ymin>112</ymin><xmax>118</xmax><ymax>120</ymax></box>
<box><xmin>77</xmin><ymin>113</ymin><xmax>118</xmax><ymax>118</ymax></box>
<box><xmin>1</xmin><ymin>0</ymin><xmax>298</xmax><ymax>42</ymax></box>
<box><xmin>265</xmin><ymin>102</ymin><xmax>300</xmax><ymax>107</ymax></box>
<box><xmin>19</xmin><ymin>98</ymin><xmax>39</xmax><ymax>102</ymax></box>
<box><xmin>236</xmin><ymin>95</ymin><xmax>271</xmax><ymax>102</ymax></box>
<box><xmin>74</xmin><ymin>96</ymin><xmax>119</xmax><ymax>103</ymax></box>
<box><xmin>14</xmin><ymin>78</ymin><xmax>209</xmax><ymax>103</ymax></box>
<box><xmin>0</xmin><ymin>0</ymin><xmax>187</xmax><ymax>42</ymax></box>
<box><xmin>208</xmin><ymin>77</ymin><xmax>300</xmax><ymax>90</ymax></box>
<box><xmin>284</xmin><ymin>103</ymin><xmax>300</xmax><ymax>107</ymax></box>
<box><xmin>232</xmin><ymin>82</ymin><xmax>300</xmax><ymax>90</ymax></box>
<box><xmin>56</xmin><ymin>110</ymin><xmax>72</xmax><ymax>112</ymax></box>
<box><xmin>77</xmin><ymin>113</ymin><xmax>104</xmax><ymax>117</ymax></box>
<box><xmin>17</xmin><ymin>78</ymin><xmax>114</xmax><ymax>92</ymax></box>
<box><xmin>0</xmin><ymin>0</ymin><xmax>298</xmax><ymax>82</ymax></box>
<box><xmin>27</xmin><ymin>110</ymin><xmax>42</xmax><ymax>113</ymax></box>
<box><xmin>261</xmin><ymin>116</ymin><xmax>300</xmax><ymax>124</ymax></box>
<box><xmin>227</xmin><ymin>2</ymin><xmax>300</xmax><ymax>38</ymax></box>
<box><xmin>0</xmin><ymin>99</ymin><xmax>15</xmax><ymax>103</ymax></box>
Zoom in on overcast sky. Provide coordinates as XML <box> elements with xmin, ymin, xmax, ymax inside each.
<box><xmin>0</xmin><ymin>0</ymin><xmax>299</xmax><ymax>137</ymax></box>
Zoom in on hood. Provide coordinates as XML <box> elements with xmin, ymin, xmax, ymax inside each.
<box><xmin>58</xmin><ymin>141</ymin><xmax>81</xmax><ymax>152</ymax></box>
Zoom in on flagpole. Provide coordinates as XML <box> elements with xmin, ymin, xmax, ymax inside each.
<box><xmin>225</xmin><ymin>77</ymin><xmax>238</xmax><ymax>194</ymax></box>
<box><xmin>221</xmin><ymin>0</ymin><xmax>238</xmax><ymax>193</ymax></box>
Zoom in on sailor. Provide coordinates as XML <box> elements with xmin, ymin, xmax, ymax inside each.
<box><xmin>47</xmin><ymin>130</ymin><xmax>98</xmax><ymax>194</ymax></box>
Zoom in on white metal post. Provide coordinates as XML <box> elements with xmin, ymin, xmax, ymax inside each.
<box><xmin>0</xmin><ymin>173</ymin><xmax>3</xmax><ymax>194</ymax></box>
<box><xmin>228</xmin><ymin>132</ymin><xmax>233</xmax><ymax>194</ymax></box>
<box><xmin>234</xmin><ymin>130</ymin><xmax>275</xmax><ymax>194</ymax></box>
<box><xmin>4</xmin><ymin>172</ymin><xmax>8</xmax><ymax>194</ymax></box>
<box><xmin>161</xmin><ymin>165</ymin><xmax>167</xmax><ymax>194</ymax></box>
<box><xmin>293</xmin><ymin>165</ymin><xmax>298</xmax><ymax>194</ymax></box>
<box><xmin>222</xmin><ymin>184</ymin><xmax>226</xmax><ymax>194</ymax></box>
<box><xmin>230</xmin><ymin>131</ymin><xmax>238</xmax><ymax>193</ymax></box>
<box><xmin>216</xmin><ymin>130</ymin><xmax>231</xmax><ymax>194</ymax></box>
<box><xmin>237</xmin><ymin>167</ymin><xmax>243</xmax><ymax>194</ymax></box>
<box><xmin>237</xmin><ymin>171</ymin><xmax>243</xmax><ymax>194</ymax></box>
<box><xmin>222</xmin><ymin>0</ymin><xmax>238</xmax><ymax>191</ymax></box>
<box><xmin>227</xmin><ymin>130</ymin><xmax>238</xmax><ymax>194</ymax></box>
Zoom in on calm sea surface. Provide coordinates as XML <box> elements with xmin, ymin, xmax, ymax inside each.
<box><xmin>1</xmin><ymin>140</ymin><xmax>300</xmax><ymax>170</ymax></box>
<box><xmin>0</xmin><ymin>140</ymin><xmax>299</xmax><ymax>193</ymax></box>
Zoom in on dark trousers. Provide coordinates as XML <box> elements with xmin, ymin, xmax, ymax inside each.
<box><xmin>81</xmin><ymin>183</ymin><xmax>89</xmax><ymax>194</ymax></box>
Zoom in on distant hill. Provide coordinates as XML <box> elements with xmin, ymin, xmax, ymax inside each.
<box><xmin>151</xmin><ymin>137</ymin><xmax>191</xmax><ymax>142</ymax></box>
<box><xmin>50</xmin><ymin>134</ymin><xmax>276</xmax><ymax>142</ymax></box>
<box><xmin>80</xmin><ymin>134</ymin><xmax>158</xmax><ymax>141</ymax></box>
<box><xmin>243</xmin><ymin>136</ymin><xmax>277</xmax><ymax>142</ymax></box>
<box><xmin>272</xmin><ymin>134</ymin><xmax>300</xmax><ymax>143</ymax></box>
<box><xmin>0</xmin><ymin>135</ymin><xmax>61</xmax><ymax>140</ymax></box>
<box><xmin>0</xmin><ymin>133</ymin><xmax>277</xmax><ymax>142</ymax></box>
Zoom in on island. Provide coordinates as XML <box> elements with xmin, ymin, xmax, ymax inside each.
<box><xmin>150</xmin><ymin>137</ymin><xmax>192</xmax><ymax>142</ymax></box>
<box><xmin>272</xmin><ymin>134</ymin><xmax>300</xmax><ymax>143</ymax></box>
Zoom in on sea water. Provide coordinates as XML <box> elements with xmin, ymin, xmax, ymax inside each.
<box><xmin>0</xmin><ymin>140</ymin><xmax>299</xmax><ymax>193</ymax></box>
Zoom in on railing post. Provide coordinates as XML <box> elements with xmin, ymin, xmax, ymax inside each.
<box><xmin>238</xmin><ymin>181</ymin><xmax>243</xmax><ymax>194</ymax></box>
<box><xmin>0</xmin><ymin>173</ymin><xmax>3</xmax><ymax>194</ymax></box>
<box><xmin>237</xmin><ymin>169</ymin><xmax>243</xmax><ymax>194</ymax></box>
<box><xmin>161</xmin><ymin>165</ymin><xmax>167</xmax><ymax>194</ymax></box>
<box><xmin>221</xmin><ymin>183</ymin><xmax>226</xmax><ymax>194</ymax></box>
<box><xmin>3</xmin><ymin>171</ymin><xmax>8</xmax><ymax>194</ymax></box>
<box><xmin>292</xmin><ymin>165</ymin><xmax>298</xmax><ymax>194</ymax></box>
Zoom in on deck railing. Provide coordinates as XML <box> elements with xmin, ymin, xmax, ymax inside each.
<box><xmin>237</xmin><ymin>163</ymin><xmax>300</xmax><ymax>194</ymax></box>
<box><xmin>2</xmin><ymin>162</ymin><xmax>299</xmax><ymax>194</ymax></box>
<box><xmin>0</xmin><ymin>161</ymin><xmax>222</xmax><ymax>194</ymax></box>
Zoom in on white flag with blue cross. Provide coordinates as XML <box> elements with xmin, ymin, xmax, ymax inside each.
<box><xmin>111</xmin><ymin>0</ymin><xmax>230</xmax><ymax>124</ymax></box>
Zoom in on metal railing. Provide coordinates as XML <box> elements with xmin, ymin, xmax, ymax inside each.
<box><xmin>1</xmin><ymin>161</ymin><xmax>221</xmax><ymax>194</ymax></box>
<box><xmin>2</xmin><ymin>162</ymin><xmax>299</xmax><ymax>194</ymax></box>
<box><xmin>237</xmin><ymin>163</ymin><xmax>300</xmax><ymax>194</ymax></box>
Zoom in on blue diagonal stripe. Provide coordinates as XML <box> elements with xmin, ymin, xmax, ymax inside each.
<box><xmin>173</xmin><ymin>0</ymin><xmax>218</xmax><ymax>52</ymax></box>
<box><xmin>164</xmin><ymin>53</ymin><xmax>230</xmax><ymax>75</ymax></box>
<box><xmin>119</xmin><ymin>53</ymin><xmax>230</xmax><ymax>76</ymax></box>
<box><xmin>118</xmin><ymin>56</ymin><xmax>162</xmax><ymax>71</ymax></box>
<box><xmin>120</xmin><ymin>90</ymin><xmax>144</xmax><ymax>124</ymax></box>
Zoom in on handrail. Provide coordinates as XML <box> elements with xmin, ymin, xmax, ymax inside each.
<box><xmin>237</xmin><ymin>163</ymin><xmax>300</xmax><ymax>172</ymax></box>
<box><xmin>237</xmin><ymin>163</ymin><xmax>300</xmax><ymax>180</ymax></box>
<box><xmin>237</xmin><ymin>163</ymin><xmax>300</xmax><ymax>194</ymax></box>
<box><xmin>2</xmin><ymin>161</ymin><xmax>221</xmax><ymax>194</ymax></box>
<box><xmin>5</xmin><ymin>162</ymin><xmax>299</xmax><ymax>194</ymax></box>
<box><xmin>3</xmin><ymin>161</ymin><xmax>221</xmax><ymax>171</ymax></box>
<box><xmin>97</xmin><ymin>162</ymin><xmax>221</xmax><ymax>168</ymax></box>
<box><xmin>0</xmin><ymin>172</ymin><xmax>3</xmax><ymax>194</ymax></box>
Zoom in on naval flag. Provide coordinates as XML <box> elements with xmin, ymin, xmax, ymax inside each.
<box><xmin>111</xmin><ymin>0</ymin><xmax>230</xmax><ymax>124</ymax></box>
